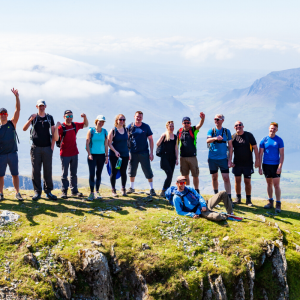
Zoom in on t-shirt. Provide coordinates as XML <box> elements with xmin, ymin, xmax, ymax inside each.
<box><xmin>232</xmin><ymin>131</ymin><xmax>257</xmax><ymax>167</ymax></box>
<box><xmin>177</xmin><ymin>126</ymin><xmax>199</xmax><ymax>157</ymax></box>
<box><xmin>127</xmin><ymin>122</ymin><xmax>153</xmax><ymax>154</ymax></box>
<box><xmin>0</xmin><ymin>121</ymin><xmax>18</xmax><ymax>155</ymax></box>
<box><xmin>259</xmin><ymin>135</ymin><xmax>284</xmax><ymax>165</ymax></box>
<box><xmin>58</xmin><ymin>122</ymin><xmax>84</xmax><ymax>157</ymax></box>
<box><xmin>89</xmin><ymin>128</ymin><xmax>107</xmax><ymax>155</ymax></box>
<box><xmin>30</xmin><ymin>114</ymin><xmax>55</xmax><ymax>147</ymax></box>
<box><xmin>161</xmin><ymin>134</ymin><xmax>177</xmax><ymax>157</ymax></box>
<box><xmin>207</xmin><ymin>127</ymin><xmax>232</xmax><ymax>160</ymax></box>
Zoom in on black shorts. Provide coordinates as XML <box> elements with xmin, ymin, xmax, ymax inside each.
<box><xmin>262</xmin><ymin>164</ymin><xmax>280</xmax><ymax>178</ymax></box>
<box><xmin>128</xmin><ymin>152</ymin><xmax>153</xmax><ymax>179</ymax></box>
<box><xmin>232</xmin><ymin>166</ymin><xmax>254</xmax><ymax>178</ymax></box>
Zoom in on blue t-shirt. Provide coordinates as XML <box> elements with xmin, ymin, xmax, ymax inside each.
<box><xmin>259</xmin><ymin>135</ymin><xmax>284</xmax><ymax>165</ymax></box>
<box><xmin>207</xmin><ymin>127</ymin><xmax>232</xmax><ymax>160</ymax></box>
<box><xmin>90</xmin><ymin>128</ymin><xmax>107</xmax><ymax>155</ymax></box>
<box><xmin>127</xmin><ymin>122</ymin><xmax>153</xmax><ymax>154</ymax></box>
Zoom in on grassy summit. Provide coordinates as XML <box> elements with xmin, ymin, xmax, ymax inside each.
<box><xmin>0</xmin><ymin>188</ymin><xmax>300</xmax><ymax>299</ymax></box>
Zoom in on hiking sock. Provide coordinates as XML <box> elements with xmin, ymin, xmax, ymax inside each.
<box><xmin>237</xmin><ymin>194</ymin><xmax>241</xmax><ymax>199</ymax></box>
<box><xmin>214</xmin><ymin>189</ymin><xmax>218</xmax><ymax>194</ymax></box>
<box><xmin>276</xmin><ymin>200</ymin><xmax>281</xmax><ymax>203</ymax></box>
<box><xmin>149</xmin><ymin>182</ymin><xmax>154</xmax><ymax>189</ymax></box>
<box><xmin>246</xmin><ymin>195</ymin><xmax>251</xmax><ymax>202</ymax></box>
<box><xmin>195</xmin><ymin>189</ymin><xmax>200</xmax><ymax>194</ymax></box>
<box><xmin>268</xmin><ymin>198</ymin><xmax>274</xmax><ymax>201</ymax></box>
<box><xmin>130</xmin><ymin>182</ymin><xmax>135</xmax><ymax>189</ymax></box>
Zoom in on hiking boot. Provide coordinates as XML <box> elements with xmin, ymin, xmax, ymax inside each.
<box><xmin>95</xmin><ymin>191</ymin><xmax>102</xmax><ymax>199</ymax></box>
<box><xmin>112</xmin><ymin>189</ymin><xmax>118</xmax><ymax>197</ymax></box>
<box><xmin>246</xmin><ymin>199</ymin><xmax>253</xmax><ymax>207</ymax></box>
<box><xmin>87</xmin><ymin>193</ymin><xmax>95</xmax><ymax>201</ymax></box>
<box><xmin>275</xmin><ymin>201</ymin><xmax>281</xmax><ymax>213</ymax></box>
<box><xmin>0</xmin><ymin>193</ymin><xmax>4</xmax><ymax>201</ymax></box>
<box><xmin>160</xmin><ymin>190</ymin><xmax>166</xmax><ymax>197</ymax></box>
<box><xmin>72</xmin><ymin>192</ymin><xmax>83</xmax><ymax>197</ymax></box>
<box><xmin>60</xmin><ymin>191</ymin><xmax>68</xmax><ymax>199</ymax></box>
<box><xmin>32</xmin><ymin>193</ymin><xmax>41</xmax><ymax>201</ymax></box>
<box><xmin>149</xmin><ymin>189</ymin><xmax>157</xmax><ymax>196</ymax></box>
<box><xmin>46</xmin><ymin>192</ymin><xmax>57</xmax><ymax>200</ymax></box>
<box><xmin>121</xmin><ymin>188</ymin><xmax>127</xmax><ymax>196</ymax></box>
<box><xmin>127</xmin><ymin>187</ymin><xmax>135</xmax><ymax>194</ymax></box>
<box><xmin>15</xmin><ymin>193</ymin><xmax>24</xmax><ymax>201</ymax></box>
<box><xmin>264</xmin><ymin>199</ymin><xmax>274</xmax><ymax>209</ymax></box>
<box><xmin>195</xmin><ymin>189</ymin><xmax>200</xmax><ymax>194</ymax></box>
<box><xmin>233</xmin><ymin>197</ymin><xmax>241</xmax><ymax>204</ymax></box>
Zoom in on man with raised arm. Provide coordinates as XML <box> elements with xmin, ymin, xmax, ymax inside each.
<box><xmin>23</xmin><ymin>99</ymin><xmax>59</xmax><ymax>201</ymax></box>
<box><xmin>57</xmin><ymin>110</ymin><xmax>88</xmax><ymax>199</ymax></box>
<box><xmin>259</xmin><ymin>122</ymin><xmax>284</xmax><ymax>213</ymax></box>
<box><xmin>207</xmin><ymin>114</ymin><xmax>233</xmax><ymax>204</ymax></box>
<box><xmin>177</xmin><ymin>112</ymin><xmax>205</xmax><ymax>193</ymax></box>
<box><xmin>0</xmin><ymin>89</ymin><xmax>22</xmax><ymax>201</ymax></box>
<box><xmin>231</xmin><ymin>121</ymin><xmax>259</xmax><ymax>206</ymax></box>
<box><xmin>127</xmin><ymin>111</ymin><xmax>156</xmax><ymax>196</ymax></box>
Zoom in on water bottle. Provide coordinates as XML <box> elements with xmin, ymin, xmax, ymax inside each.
<box><xmin>115</xmin><ymin>157</ymin><xmax>122</xmax><ymax>169</ymax></box>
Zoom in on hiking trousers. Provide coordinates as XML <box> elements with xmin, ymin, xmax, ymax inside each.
<box><xmin>201</xmin><ymin>191</ymin><xmax>233</xmax><ymax>221</ymax></box>
<box><xmin>60</xmin><ymin>155</ymin><xmax>78</xmax><ymax>193</ymax></box>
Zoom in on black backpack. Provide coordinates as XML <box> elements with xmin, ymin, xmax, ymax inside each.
<box><xmin>56</xmin><ymin>123</ymin><xmax>77</xmax><ymax>148</ymax></box>
<box><xmin>127</xmin><ymin>123</ymin><xmax>135</xmax><ymax>149</ymax></box>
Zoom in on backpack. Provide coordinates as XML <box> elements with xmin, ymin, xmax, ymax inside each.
<box><xmin>30</xmin><ymin>114</ymin><xmax>52</xmax><ymax>143</ymax></box>
<box><xmin>207</xmin><ymin>127</ymin><xmax>229</xmax><ymax>150</ymax></box>
<box><xmin>127</xmin><ymin>123</ymin><xmax>135</xmax><ymax>149</ymax></box>
<box><xmin>56</xmin><ymin>122</ymin><xmax>77</xmax><ymax>148</ymax></box>
<box><xmin>165</xmin><ymin>186</ymin><xmax>197</xmax><ymax>208</ymax></box>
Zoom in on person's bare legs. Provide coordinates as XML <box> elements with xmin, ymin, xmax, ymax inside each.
<box><xmin>130</xmin><ymin>177</ymin><xmax>135</xmax><ymax>183</ymax></box>
<box><xmin>185</xmin><ymin>174</ymin><xmax>190</xmax><ymax>186</ymax></box>
<box><xmin>212</xmin><ymin>173</ymin><xmax>218</xmax><ymax>191</ymax></box>
<box><xmin>193</xmin><ymin>176</ymin><xmax>199</xmax><ymax>190</ymax></box>
<box><xmin>235</xmin><ymin>176</ymin><xmax>242</xmax><ymax>195</ymax></box>
<box><xmin>0</xmin><ymin>176</ymin><xmax>4</xmax><ymax>194</ymax></box>
<box><xmin>221</xmin><ymin>173</ymin><xmax>231</xmax><ymax>194</ymax></box>
<box><xmin>244</xmin><ymin>178</ymin><xmax>251</xmax><ymax>195</ymax></box>
<box><xmin>266</xmin><ymin>178</ymin><xmax>273</xmax><ymax>199</ymax></box>
<box><xmin>12</xmin><ymin>175</ymin><xmax>19</xmax><ymax>193</ymax></box>
<box><xmin>273</xmin><ymin>177</ymin><xmax>281</xmax><ymax>202</ymax></box>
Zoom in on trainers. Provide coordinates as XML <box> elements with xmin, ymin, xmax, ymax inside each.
<box><xmin>127</xmin><ymin>187</ymin><xmax>135</xmax><ymax>194</ymax></box>
<box><xmin>246</xmin><ymin>199</ymin><xmax>253</xmax><ymax>207</ymax></box>
<box><xmin>87</xmin><ymin>193</ymin><xmax>95</xmax><ymax>201</ymax></box>
<box><xmin>275</xmin><ymin>201</ymin><xmax>281</xmax><ymax>213</ymax></box>
<box><xmin>264</xmin><ymin>199</ymin><xmax>274</xmax><ymax>209</ymax></box>
<box><xmin>233</xmin><ymin>197</ymin><xmax>241</xmax><ymax>204</ymax></box>
<box><xmin>160</xmin><ymin>190</ymin><xmax>166</xmax><ymax>197</ymax></box>
<box><xmin>0</xmin><ymin>193</ymin><xmax>3</xmax><ymax>201</ymax></box>
<box><xmin>15</xmin><ymin>193</ymin><xmax>24</xmax><ymax>201</ymax></box>
<box><xmin>32</xmin><ymin>193</ymin><xmax>41</xmax><ymax>201</ymax></box>
<box><xmin>72</xmin><ymin>192</ymin><xmax>83</xmax><ymax>197</ymax></box>
<box><xmin>60</xmin><ymin>191</ymin><xmax>68</xmax><ymax>199</ymax></box>
<box><xmin>46</xmin><ymin>192</ymin><xmax>57</xmax><ymax>200</ymax></box>
<box><xmin>121</xmin><ymin>188</ymin><xmax>127</xmax><ymax>197</ymax></box>
<box><xmin>112</xmin><ymin>189</ymin><xmax>118</xmax><ymax>197</ymax></box>
<box><xmin>95</xmin><ymin>191</ymin><xmax>102</xmax><ymax>199</ymax></box>
<box><xmin>149</xmin><ymin>189</ymin><xmax>157</xmax><ymax>196</ymax></box>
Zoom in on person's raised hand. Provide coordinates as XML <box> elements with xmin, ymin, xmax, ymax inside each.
<box><xmin>81</xmin><ymin>113</ymin><xmax>86</xmax><ymax>118</ymax></box>
<box><xmin>200</xmin><ymin>112</ymin><xmax>205</xmax><ymax>119</ymax></box>
<box><xmin>88</xmin><ymin>154</ymin><xmax>93</xmax><ymax>160</ymax></box>
<box><xmin>11</xmin><ymin>88</ymin><xmax>19</xmax><ymax>97</ymax></box>
<box><xmin>149</xmin><ymin>153</ymin><xmax>154</xmax><ymax>161</ymax></box>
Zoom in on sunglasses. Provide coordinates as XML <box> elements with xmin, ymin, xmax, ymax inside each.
<box><xmin>214</xmin><ymin>118</ymin><xmax>221</xmax><ymax>121</ymax></box>
<box><xmin>235</xmin><ymin>124</ymin><xmax>243</xmax><ymax>127</ymax></box>
<box><xmin>119</xmin><ymin>119</ymin><xmax>126</xmax><ymax>121</ymax></box>
<box><xmin>177</xmin><ymin>181</ymin><xmax>186</xmax><ymax>185</ymax></box>
<box><xmin>0</xmin><ymin>112</ymin><xmax>8</xmax><ymax>116</ymax></box>
<box><xmin>65</xmin><ymin>115</ymin><xmax>73</xmax><ymax>118</ymax></box>
<box><xmin>183</xmin><ymin>122</ymin><xmax>190</xmax><ymax>124</ymax></box>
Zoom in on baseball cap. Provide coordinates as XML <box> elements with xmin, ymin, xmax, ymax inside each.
<box><xmin>64</xmin><ymin>110</ymin><xmax>73</xmax><ymax>115</ymax></box>
<box><xmin>176</xmin><ymin>175</ymin><xmax>186</xmax><ymax>182</ymax></box>
<box><xmin>0</xmin><ymin>108</ymin><xmax>7</xmax><ymax>113</ymax></box>
<box><xmin>182</xmin><ymin>117</ymin><xmax>191</xmax><ymax>122</ymax></box>
<box><xmin>36</xmin><ymin>99</ymin><xmax>46</xmax><ymax>106</ymax></box>
<box><xmin>96</xmin><ymin>115</ymin><xmax>106</xmax><ymax>121</ymax></box>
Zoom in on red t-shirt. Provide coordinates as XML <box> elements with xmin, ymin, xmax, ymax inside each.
<box><xmin>58</xmin><ymin>122</ymin><xmax>84</xmax><ymax>157</ymax></box>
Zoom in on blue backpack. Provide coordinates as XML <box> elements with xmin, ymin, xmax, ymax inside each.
<box><xmin>165</xmin><ymin>186</ymin><xmax>196</xmax><ymax>207</ymax></box>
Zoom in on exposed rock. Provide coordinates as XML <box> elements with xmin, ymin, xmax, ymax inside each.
<box><xmin>142</xmin><ymin>243</ymin><xmax>150</xmax><ymax>250</ymax></box>
<box><xmin>0</xmin><ymin>210</ymin><xmax>20</xmax><ymax>224</ymax></box>
<box><xmin>222</xmin><ymin>236</ymin><xmax>229</xmax><ymax>241</ymax></box>
<box><xmin>274</xmin><ymin>223</ymin><xmax>283</xmax><ymax>240</ymax></box>
<box><xmin>181</xmin><ymin>278</ymin><xmax>189</xmax><ymax>289</ymax></box>
<box><xmin>126</xmin><ymin>269</ymin><xmax>149</xmax><ymax>300</ymax></box>
<box><xmin>212</xmin><ymin>238</ymin><xmax>222</xmax><ymax>253</ymax></box>
<box><xmin>294</xmin><ymin>243</ymin><xmax>300</xmax><ymax>252</ymax></box>
<box><xmin>55</xmin><ymin>276</ymin><xmax>72</xmax><ymax>300</ymax></box>
<box><xmin>208</xmin><ymin>274</ymin><xmax>227</xmax><ymax>300</ymax></box>
<box><xmin>266</xmin><ymin>242</ymin><xmax>275</xmax><ymax>257</ymax></box>
<box><xmin>91</xmin><ymin>241</ymin><xmax>102</xmax><ymax>247</ymax></box>
<box><xmin>23</xmin><ymin>253</ymin><xmax>38</xmax><ymax>269</ymax></box>
<box><xmin>245</xmin><ymin>256</ymin><xmax>255</xmax><ymax>300</ymax></box>
<box><xmin>110</xmin><ymin>245</ymin><xmax>121</xmax><ymax>274</ymax></box>
<box><xmin>271</xmin><ymin>240</ymin><xmax>289</xmax><ymax>299</ymax></box>
<box><xmin>68</xmin><ymin>261</ymin><xmax>76</xmax><ymax>280</ymax></box>
<box><xmin>262</xmin><ymin>288</ymin><xmax>269</xmax><ymax>300</ymax></box>
<box><xmin>78</xmin><ymin>249</ymin><xmax>114</xmax><ymax>300</ymax></box>
<box><xmin>26</xmin><ymin>244</ymin><xmax>33</xmax><ymax>252</ymax></box>
<box><xmin>234</xmin><ymin>278</ymin><xmax>245</xmax><ymax>300</ymax></box>
<box><xmin>203</xmin><ymin>289</ymin><xmax>213</xmax><ymax>300</ymax></box>
<box><xmin>258</xmin><ymin>215</ymin><xmax>266</xmax><ymax>222</ymax></box>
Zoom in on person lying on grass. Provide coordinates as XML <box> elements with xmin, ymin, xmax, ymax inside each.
<box><xmin>171</xmin><ymin>175</ymin><xmax>234</xmax><ymax>221</ymax></box>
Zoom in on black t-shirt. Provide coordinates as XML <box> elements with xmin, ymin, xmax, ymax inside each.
<box><xmin>162</xmin><ymin>134</ymin><xmax>177</xmax><ymax>157</ymax></box>
<box><xmin>29</xmin><ymin>114</ymin><xmax>55</xmax><ymax>147</ymax></box>
<box><xmin>177</xmin><ymin>126</ymin><xmax>197</xmax><ymax>157</ymax></box>
<box><xmin>232</xmin><ymin>131</ymin><xmax>257</xmax><ymax>167</ymax></box>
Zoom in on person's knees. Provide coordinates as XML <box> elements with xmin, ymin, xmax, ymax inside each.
<box><xmin>274</xmin><ymin>183</ymin><xmax>280</xmax><ymax>189</ymax></box>
<box><xmin>212</xmin><ymin>174</ymin><xmax>218</xmax><ymax>181</ymax></box>
<box><xmin>223</xmin><ymin>176</ymin><xmax>230</xmax><ymax>183</ymax></box>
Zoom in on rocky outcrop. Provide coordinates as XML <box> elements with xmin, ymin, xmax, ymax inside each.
<box><xmin>208</xmin><ymin>274</ymin><xmax>227</xmax><ymax>300</ymax></box>
<box><xmin>78</xmin><ymin>249</ymin><xmax>114</xmax><ymax>300</ymax></box>
<box><xmin>23</xmin><ymin>253</ymin><xmax>38</xmax><ymax>269</ymax></box>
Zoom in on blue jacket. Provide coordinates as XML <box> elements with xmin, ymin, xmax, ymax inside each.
<box><xmin>173</xmin><ymin>186</ymin><xmax>207</xmax><ymax>218</ymax></box>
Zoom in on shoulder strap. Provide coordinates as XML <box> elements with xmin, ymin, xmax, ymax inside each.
<box><xmin>178</xmin><ymin>127</ymin><xmax>184</xmax><ymax>140</ymax></box>
<box><xmin>9</xmin><ymin>121</ymin><xmax>20</xmax><ymax>144</ymax></box>
<box><xmin>71</xmin><ymin>122</ymin><xmax>77</xmax><ymax>134</ymax></box>
<box><xmin>189</xmin><ymin>127</ymin><xmax>195</xmax><ymax>139</ymax></box>
<box><xmin>212</xmin><ymin>127</ymin><xmax>216</xmax><ymax>137</ymax></box>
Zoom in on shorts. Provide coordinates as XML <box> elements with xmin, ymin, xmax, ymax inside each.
<box><xmin>0</xmin><ymin>152</ymin><xmax>19</xmax><ymax>177</ymax></box>
<box><xmin>180</xmin><ymin>156</ymin><xmax>199</xmax><ymax>177</ymax></box>
<box><xmin>232</xmin><ymin>166</ymin><xmax>254</xmax><ymax>178</ymax></box>
<box><xmin>128</xmin><ymin>152</ymin><xmax>153</xmax><ymax>179</ymax></box>
<box><xmin>262</xmin><ymin>164</ymin><xmax>280</xmax><ymax>178</ymax></box>
<box><xmin>208</xmin><ymin>158</ymin><xmax>229</xmax><ymax>174</ymax></box>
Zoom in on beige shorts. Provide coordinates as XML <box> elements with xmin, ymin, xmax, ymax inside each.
<box><xmin>180</xmin><ymin>156</ymin><xmax>199</xmax><ymax>177</ymax></box>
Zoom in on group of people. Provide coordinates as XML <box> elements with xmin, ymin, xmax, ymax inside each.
<box><xmin>0</xmin><ymin>89</ymin><xmax>284</xmax><ymax>215</ymax></box>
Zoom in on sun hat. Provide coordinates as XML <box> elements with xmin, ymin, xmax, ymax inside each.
<box><xmin>96</xmin><ymin>115</ymin><xmax>106</xmax><ymax>121</ymax></box>
<box><xmin>36</xmin><ymin>99</ymin><xmax>46</xmax><ymax>106</ymax></box>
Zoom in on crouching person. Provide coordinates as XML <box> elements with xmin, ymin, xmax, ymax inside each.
<box><xmin>169</xmin><ymin>175</ymin><xmax>233</xmax><ymax>221</ymax></box>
